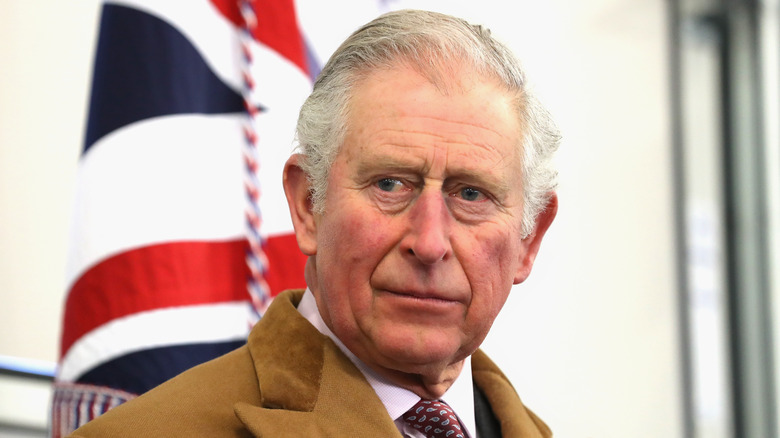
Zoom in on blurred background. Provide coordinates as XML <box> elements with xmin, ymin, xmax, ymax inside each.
<box><xmin>1</xmin><ymin>0</ymin><xmax>778</xmax><ymax>437</ymax></box>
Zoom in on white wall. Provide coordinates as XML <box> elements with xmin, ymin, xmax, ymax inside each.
<box><xmin>0</xmin><ymin>2</ymin><xmax>102</xmax><ymax>362</ymax></box>
<box><xmin>483</xmin><ymin>2</ymin><xmax>684</xmax><ymax>436</ymax></box>
<box><xmin>0</xmin><ymin>0</ymin><xmax>682</xmax><ymax>436</ymax></box>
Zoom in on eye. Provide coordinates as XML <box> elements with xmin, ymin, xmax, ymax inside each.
<box><xmin>459</xmin><ymin>187</ymin><xmax>485</xmax><ymax>201</ymax></box>
<box><xmin>376</xmin><ymin>178</ymin><xmax>403</xmax><ymax>192</ymax></box>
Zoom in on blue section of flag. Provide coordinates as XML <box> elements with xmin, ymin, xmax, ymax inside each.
<box><xmin>84</xmin><ymin>4</ymin><xmax>245</xmax><ymax>152</ymax></box>
<box><xmin>75</xmin><ymin>340</ymin><xmax>246</xmax><ymax>395</ymax></box>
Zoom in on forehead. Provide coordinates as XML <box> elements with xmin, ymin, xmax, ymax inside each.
<box><xmin>341</xmin><ymin>65</ymin><xmax>523</xmax><ymax>181</ymax></box>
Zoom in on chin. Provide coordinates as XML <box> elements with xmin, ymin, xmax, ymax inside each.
<box><xmin>373</xmin><ymin>335</ymin><xmax>465</xmax><ymax>372</ymax></box>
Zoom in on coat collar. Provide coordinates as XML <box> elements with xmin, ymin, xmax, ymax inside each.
<box><xmin>471</xmin><ymin>351</ymin><xmax>552</xmax><ymax>437</ymax></box>
<box><xmin>232</xmin><ymin>290</ymin><xmax>402</xmax><ymax>437</ymax></box>
<box><xmin>233</xmin><ymin>289</ymin><xmax>551</xmax><ymax>437</ymax></box>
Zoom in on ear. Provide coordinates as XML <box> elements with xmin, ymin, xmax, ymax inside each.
<box><xmin>514</xmin><ymin>192</ymin><xmax>558</xmax><ymax>284</ymax></box>
<box><xmin>282</xmin><ymin>154</ymin><xmax>318</xmax><ymax>256</ymax></box>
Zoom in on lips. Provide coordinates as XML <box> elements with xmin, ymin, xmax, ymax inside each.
<box><xmin>370</xmin><ymin>265</ymin><xmax>471</xmax><ymax>305</ymax></box>
<box><xmin>377</xmin><ymin>286</ymin><xmax>464</xmax><ymax>304</ymax></box>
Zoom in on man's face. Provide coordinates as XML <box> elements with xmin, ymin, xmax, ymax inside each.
<box><xmin>286</xmin><ymin>65</ymin><xmax>555</xmax><ymax>387</ymax></box>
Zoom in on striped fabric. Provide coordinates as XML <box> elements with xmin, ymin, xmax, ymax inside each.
<box><xmin>52</xmin><ymin>0</ymin><xmax>315</xmax><ymax>435</ymax></box>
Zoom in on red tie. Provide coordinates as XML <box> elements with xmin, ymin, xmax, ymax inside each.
<box><xmin>402</xmin><ymin>399</ymin><xmax>466</xmax><ymax>438</ymax></box>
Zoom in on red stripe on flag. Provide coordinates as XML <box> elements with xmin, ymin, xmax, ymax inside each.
<box><xmin>61</xmin><ymin>240</ymin><xmax>250</xmax><ymax>359</ymax></box>
<box><xmin>210</xmin><ymin>0</ymin><xmax>309</xmax><ymax>76</ymax></box>
<box><xmin>263</xmin><ymin>232</ymin><xmax>307</xmax><ymax>296</ymax></box>
<box><xmin>60</xmin><ymin>235</ymin><xmax>307</xmax><ymax>359</ymax></box>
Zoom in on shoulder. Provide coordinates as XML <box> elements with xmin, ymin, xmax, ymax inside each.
<box><xmin>67</xmin><ymin>290</ymin><xmax>311</xmax><ymax>437</ymax></box>
<box><xmin>472</xmin><ymin>349</ymin><xmax>552</xmax><ymax>438</ymax></box>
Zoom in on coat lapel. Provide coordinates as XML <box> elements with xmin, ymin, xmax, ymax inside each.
<box><xmin>471</xmin><ymin>350</ymin><xmax>552</xmax><ymax>437</ymax></box>
<box><xmin>233</xmin><ymin>290</ymin><xmax>551</xmax><ymax>437</ymax></box>
<box><xmin>232</xmin><ymin>290</ymin><xmax>401</xmax><ymax>437</ymax></box>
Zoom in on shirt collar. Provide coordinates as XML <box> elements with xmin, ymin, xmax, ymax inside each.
<box><xmin>297</xmin><ymin>288</ymin><xmax>477</xmax><ymax>437</ymax></box>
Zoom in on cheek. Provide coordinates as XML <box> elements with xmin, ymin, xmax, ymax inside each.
<box><xmin>469</xmin><ymin>227</ymin><xmax>520</xmax><ymax>275</ymax></box>
<box><xmin>317</xmin><ymin>210</ymin><xmax>399</xmax><ymax>328</ymax></box>
<box><xmin>343</xmin><ymin>207</ymin><xmax>397</xmax><ymax>255</ymax></box>
<box><xmin>318</xmin><ymin>206</ymin><xmax>395</xmax><ymax>282</ymax></box>
<box><xmin>462</xmin><ymin>230</ymin><xmax>520</xmax><ymax>308</ymax></box>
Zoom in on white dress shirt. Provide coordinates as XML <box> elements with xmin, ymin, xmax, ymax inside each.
<box><xmin>297</xmin><ymin>288</ymin><xmax>477</xmax><ymax>438</ymax></box>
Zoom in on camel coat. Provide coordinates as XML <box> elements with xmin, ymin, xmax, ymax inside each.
<box><xmin>68</xmin><ymin>290</ymin><xmax>551</xmax><ymax>437</ymax></box>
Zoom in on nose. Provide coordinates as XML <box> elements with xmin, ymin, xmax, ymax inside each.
<box><xmin>403</xmin><ymin>190</ymin><xmax>452</xmax><ymax>265</ymax></box>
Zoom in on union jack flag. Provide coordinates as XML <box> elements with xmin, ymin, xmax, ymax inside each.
<box><xmin>52</xmin><ymin>0</ymin><xmax>319</xmax><ymax>434</ymax></box>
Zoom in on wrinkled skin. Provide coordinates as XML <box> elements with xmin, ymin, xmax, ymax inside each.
<box><xmin>284</xmin><ymin>65</ymin><xmax>557</xmax><ymax>398</ymax></box>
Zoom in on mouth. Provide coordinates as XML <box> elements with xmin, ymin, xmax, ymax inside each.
<box><xmin>379</xmin><ymin>288</ymin><xmax>461</xmax><ymax>305</ymax></box>
<box><xmin>372</xmin><ymin>286</ymin><xmax>466</xmax><ymax>322</ymax></box>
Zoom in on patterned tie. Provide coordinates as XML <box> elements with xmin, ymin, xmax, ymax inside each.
<box><xmin>402</xmin><ymin>399</ymin><xmax>466</xmax><ymax>438</ymax></box>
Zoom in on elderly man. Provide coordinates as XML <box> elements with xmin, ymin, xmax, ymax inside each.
<box><xmin>68</xmin><ymin>9</ymin><xmax>559</xmax><ymax>438</ymax></box>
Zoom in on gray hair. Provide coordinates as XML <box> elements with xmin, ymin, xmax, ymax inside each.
<box><xmin>294</xmin><ymin>9</ymin><xmax>560</xmax><ymax>236</ymax></box>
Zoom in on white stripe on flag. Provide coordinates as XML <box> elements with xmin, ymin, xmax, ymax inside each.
<box><xmin>58</xmin><ymin>301</ymin><xmax>255</xmax><ymax>381</ymax></box>
<box><xmin>67</xmin><ymin>114</ymin><xmax>248</xmax><ymax>287</ymax></box>
<box><xmin>68</xmin><ymin>112</ymin><xmax>301</xmax><ymax>288</ymax></box>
